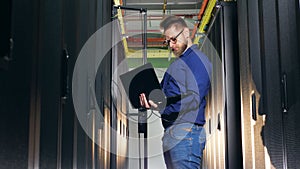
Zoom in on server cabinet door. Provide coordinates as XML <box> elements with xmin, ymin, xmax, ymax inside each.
<box><xmin>258</xmin><ymin>0</ymin><xmax>300</xmax><ymax>168</ymax></box>
<box><xmin>277</xmin><ymin>0</ymin><xmax>300</xmax><ymax>168</ymax></box>
<box><xmin>0</xmin><ymin>0</ymin><xmax>37</xmax><ymax>168</ymax></box>
<box><xmin>238</xmin><ymin>0</ymin><xmax>300</xmax><ymax>168</ymax></box>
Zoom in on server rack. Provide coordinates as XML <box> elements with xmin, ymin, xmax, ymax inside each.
<box><xmin>201</xmin><ymin>2</ymin><xmax>243</xmax><ymax>169</ymax></box>
<box><xmin>238</xmin><ymin>0</ymin><xmax>300</xmax><ymax>168</ymax></box>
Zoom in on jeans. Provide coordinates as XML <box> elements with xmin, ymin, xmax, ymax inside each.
<box><xmin>162</xmin><ymin>123</ymin><xmax>206</xmax><ymax>169</ymax></box>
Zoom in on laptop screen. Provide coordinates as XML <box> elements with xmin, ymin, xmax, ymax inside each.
<box><xmin>119</xmin><ymin>63</ymin><xmax>164</xmax><ymax>109</ymax></box>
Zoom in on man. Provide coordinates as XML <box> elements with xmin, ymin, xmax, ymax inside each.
<box><xmin>140</xmin><ymin>15</ymin><xmax>212</xmax><ymax>169</ymax></box>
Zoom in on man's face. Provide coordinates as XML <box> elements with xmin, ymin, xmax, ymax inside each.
<box><xmin>164</xmin><ymin>26</ymin><xmax>188</xmax><ymax>57</ymax></box>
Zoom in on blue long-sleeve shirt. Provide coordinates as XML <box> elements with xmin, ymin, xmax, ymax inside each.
<box><xmin>160</xmin><ymin>44</ymin><xmax>212</xmax><ymax>129</ymax></box>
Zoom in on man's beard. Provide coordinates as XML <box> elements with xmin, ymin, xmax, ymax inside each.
<box><xmin>172</xmin><ymin>43</ymin><xmax>188</xmax><ymax>57</ymax></box>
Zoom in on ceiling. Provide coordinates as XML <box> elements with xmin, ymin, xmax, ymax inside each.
<box><xmin>121</xmin><ymin>0</ymin><xmax>203</xmax><ymax>29</ymax></box>
<box><xmin>119</xmin><ymin>0</ymin><xmax>205</xmax><ymax>48</ymax></box>
<box><xmin>124</xmin><ymin>0</ymin><xmax>203</xmax><ymax>11</ymax></box>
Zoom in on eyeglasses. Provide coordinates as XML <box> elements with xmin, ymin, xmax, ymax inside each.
<box><xmin>163</xmin><ymin>29</ymin><xmax>184</xmax><ymax>46</ymax></box>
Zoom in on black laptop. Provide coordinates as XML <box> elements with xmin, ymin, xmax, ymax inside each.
<box><xmin>119</xmin><ymin>63</ymin><xmax>164</xmax><ymax>109</ymax></box>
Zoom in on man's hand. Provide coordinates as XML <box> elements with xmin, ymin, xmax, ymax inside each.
<box><xmin>139</xmin><ymin>93</ymin><xmax>158</xmax><ymax>109</ymax></box>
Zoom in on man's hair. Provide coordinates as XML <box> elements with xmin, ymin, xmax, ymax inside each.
<box><xmin>160</xmin><ymin>15</ymin><xmax>188</xmax><ymax>32</ymax></box>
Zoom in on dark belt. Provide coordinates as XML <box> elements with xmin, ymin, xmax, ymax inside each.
<box><xmin>194</xmin><ymin>123</ymin><xmax>203</xmax><ymax>126</ymax></box>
